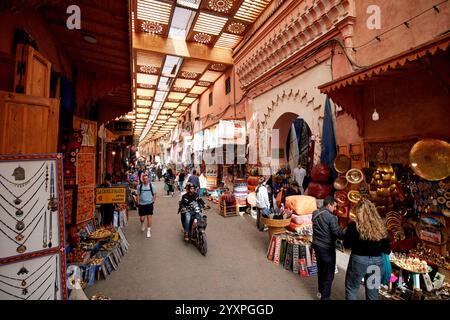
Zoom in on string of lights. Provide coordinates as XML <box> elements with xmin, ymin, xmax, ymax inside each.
<box><xmin>348</xmin><ymin>0</ymin><xmax>448</xmax><ymax>52</ymax></box>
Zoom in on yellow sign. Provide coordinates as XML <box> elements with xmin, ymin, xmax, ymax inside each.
<box><xmin>95</xmin><ymin>187</ymin><xmax>126</xmax><ymax>204</ymax></box>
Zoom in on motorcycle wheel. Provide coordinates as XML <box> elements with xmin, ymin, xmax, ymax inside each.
<box><xmin>198</xmin><ymin>230</ymin><xmax>207</xmax><ymax>256</ymax></box>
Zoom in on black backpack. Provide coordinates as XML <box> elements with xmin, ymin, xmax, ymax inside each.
<box><xmin>139</xmin><ymin>183</ymin><xmax>154</xmax><ymax>197</ymax></box>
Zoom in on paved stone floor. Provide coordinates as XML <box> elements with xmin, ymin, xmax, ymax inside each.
<box><xmin>85</xmin><ymin>181</ymin><xmax>363</xmax><ymax>300</ymax></box>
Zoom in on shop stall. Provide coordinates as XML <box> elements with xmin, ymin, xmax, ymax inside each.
<box><xmin>263</xmin><ymin>195</ymin><xmax>317</xmax><ymax>278</ymax></box>
<box><xmin>66</xmin><ymin>224</ymin><xmax>129</xmax><ymax>290</ymax></box>
<box><xmin>0</xmin><ymin>154</ymin><xmax>67</xmax><ymax>300</ymax></box>
<box><xmin>330</xmin><ymin>138</ymin><xmax>450</xmax><ymax>300</ymax></box>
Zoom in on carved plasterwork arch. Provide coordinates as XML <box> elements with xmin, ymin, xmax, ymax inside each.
<box><xmin>259</xmin><ymin>89</ymin><xmax>325</xmax><ymax>164</ymax></box>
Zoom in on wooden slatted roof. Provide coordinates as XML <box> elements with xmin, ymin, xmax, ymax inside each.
<box><xmin>131</xmin><ymin>0</ymin><xmax>273</xmax><ymax>142</ymax></box>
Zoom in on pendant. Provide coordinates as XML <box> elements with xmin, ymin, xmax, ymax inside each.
<box><xmin>15</xmin><ymin>234</ymin><xmax>24</xmax><ymax>242</ymax></box>
<box><xmin>16</xmin><ymin>221</ymin><xmax>25</xmax><ymax>231</ymax></box>
<box><xmin>17</xmin><ymin>266</ymin><xmax>28</xmax><ymax>275</ymax></box>
<box><xmin>48</xmin><ymin>198</ymin><xmax>58</xmax><ymax>212</ymax></box>
<box><xmin>22</xmin><ymin>288</ymin><xmax>28</xmax><ymax>295</ymax></box>
<box><xmin>14</xmin><ymin>198</ymin><xmax>22</xmax><ymax>205</ymax></box>
<box><xmin>21</xmin><ymin>280</ymin><xmax>26</xmax><ymax>287</ymax></box>
<box><xmin>16</xmin><ymin>245</ymin><xmax>26</xmax><ymax>254</ymax></box>
<box><xmin>48</xmin><ymin>241</ymin><xmax>52</xmax><ymax>248</ymax></box>
<box><xmin>16</xmin><ymin>209</ymin><xmax>23</xmax><ymax>217</ymax></box>
<box><xmin>43</xmin><ymin>242</ymin><xmax>47</xmax><ymax>248</ymax></box>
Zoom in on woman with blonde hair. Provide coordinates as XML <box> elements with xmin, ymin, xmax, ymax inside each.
<box><xmin>344</xmin><ymin>198</ymin><xmax>391</xmax><ymax>300</ymax></box>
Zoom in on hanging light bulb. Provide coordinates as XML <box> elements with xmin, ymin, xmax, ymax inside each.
<box><xmin>372</xmin><ymin>109</ymin><xmax>379</xmax><ymax>121</ymax></box>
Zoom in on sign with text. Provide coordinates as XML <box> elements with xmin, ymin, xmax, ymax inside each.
<box><xmin>95</xmin><ymin>187</ymin><xmax>126</xmax><ymax>204</ymax></box>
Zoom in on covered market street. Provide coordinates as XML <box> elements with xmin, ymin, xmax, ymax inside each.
<box><xmin>85</xmin><ymin>181</ymin><xmax>359</xmax><ymax>300</ymax></box>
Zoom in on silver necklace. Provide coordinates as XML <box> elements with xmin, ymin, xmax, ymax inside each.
<box><xmin>0</xmin><ymin>169</ymin><xmax>46</xmax><ymax>205</ymax></box>
<box><xmin>0</xmin><ymin>210</ymin><xmax>45</xmax><ymax>254</ymax></box>
<box><xmin>0</xmin><ymin>162</ymin><xmax>45</xmax><ymax>188</ymax></box>
<box><xmin>0</xmin><ymin>204</ymin><xmax>45</xmax><ymax>237</ymax></box>
<box><xmin>0</xmin><ymin>179</ymin><xmax>46</xmax><ymax>217</ymax></box>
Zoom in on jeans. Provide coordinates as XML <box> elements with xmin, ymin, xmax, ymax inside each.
<box><xmin>256</xmin><ymin>208</ymin><xmax>265</xmax><ymax>231</ymax></box>
<box><xmin>313</xmin><ymin>245</ymin><xmax>336</xmax><ymax>300</ymax></box>
<box><xmin>181</xmin><ymin>210</ymin><xmax>192</xmax><ymax>234</ymax></box>
<box><xmin>179</xmin><ymin>181</ymin><xmax>184</xmax><ymax>191</ymax></box>
<box><xmin>345</xmin><ymin>254</ymin><xmax>384</xmax><ymax>300</ymax></box>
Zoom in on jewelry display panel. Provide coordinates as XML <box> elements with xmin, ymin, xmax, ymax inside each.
<box><xmin>0</xmin><ymin>154</ymin><xmax>65</xmax><ymax>260</ymax></box>
<box><xmin>0</xmin><ymin>251</ymin><xmax>65</xmax><ymax>300</ymax></box>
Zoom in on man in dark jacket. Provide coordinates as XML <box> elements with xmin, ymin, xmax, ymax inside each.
<box><xmin>312</xmin><ymin>196</ymin><xmax>345</xmax><ymax>300</ymax></box>
<box><xmin>178</xmin><ymin>183</ymin><xmax>205</xmax><ymax>241</ymax></box>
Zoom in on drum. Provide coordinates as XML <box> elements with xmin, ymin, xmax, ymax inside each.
<box><xmin>234</xmin><ymin>179</ymin><xmax>248</xmax><ymax>206</ymax></box>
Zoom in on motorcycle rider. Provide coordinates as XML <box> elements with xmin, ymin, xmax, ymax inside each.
<box><xmin>178</xmin><ymin>182</ymin><xmax>205</xmax><ymax>241</ymax></box>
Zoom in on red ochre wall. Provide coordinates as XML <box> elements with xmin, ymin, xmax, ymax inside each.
<box><xmin>333</xmin><ymin>0</ymin><xmax>450</xmax><ymax>146</ymax></box>
<box><xmin>361</xmin><ymin>66</ymin><xmax>450</xmax><ymax>142</ymax></box>
<box><xmin>352</xmin><ymin>0</ymin><xmax>450</xmax><ymax>67</ymax></box>
<box><xmin>196</xmin><ymin>68</ymin><xmax>245</xmax><ymax>131</ymax></box>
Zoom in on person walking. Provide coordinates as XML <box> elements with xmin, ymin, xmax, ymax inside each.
<box><xmin>187</xmin><ymin>170</ymin><xmax>200</xmax><ymax>193</ymax></box>
<box><xmin>344</xmin><ymin>198</ymin><xmax>391</xmax><ymax>300</ymax></box>
<box><xmin>199</xmin><ymin>171</ymin><xmax>207</xmax><ymax>197</ymax></box>
<box><xmin>101</xmin><ymin>174</ymin><xmax>115</xmax><ymax>227</ymax></box>
<box><xmin>312</xmin><ymin>196</ymin><xmax>345</xmax><ymax>300</ymax></box>
<box><xmin>293</xmin><ymin>164</ymin><xmax>307</xmax><ymax>194</ymax></box>
<box><xmin>255</xmin><ymin>177</ymin><xmax>270</xmax><ymax>231</ymax></box>
<box><xmin>164</xmin><ymin>168</ymin><xmax>175</xmax><ymax>197</ymax></box>
<box><xmin>156</xmin><ymin>166</ymin><xmax>162</xmax><ymax>181</ymax></box>
<box><xmin>178</xmin><ymin>169</ymin><xmax>186</xmax><ymax>191</ymax></box>
<box><xmin>136</xmin><ymin>174</ymin><xmax>156</xmax><ymax>238</ymax></box>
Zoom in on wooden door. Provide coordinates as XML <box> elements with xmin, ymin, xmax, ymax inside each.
<box><xmin>0</xmin><ymin>91</ymin><xmax>59</xmax><ymax>154</ymax></box>
<box><xmin>14</xmin><ymin>44</ymin><xmax>52</xmax><ymax>98</ymax></box>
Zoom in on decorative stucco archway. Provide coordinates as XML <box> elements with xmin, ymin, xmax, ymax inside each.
<box><xmin>259</xmin><ymin>89</ymin><xmax>325</xmax><ymax>165</ymax></box>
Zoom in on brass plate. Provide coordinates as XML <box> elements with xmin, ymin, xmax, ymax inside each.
<box><xmin>346</xmin><ymin>168</ymin><xmax>364</xmax><ymax>184</ymax></box>
<box><xmin>409</xmin><ymin>139</ymin><xmax>450</xmax><ymax>181</ymax></box>
<box><xmin>334</xmin><ymin>154</ymin><xmax>351</xmax><ymax>174</ymax></box>
<box><xmin>333</xmin><ymin>176</ymin><xmax>348</xmax><ymax>190</ymax></box>
<box><xmin>348</xmin><ymin>190</ymin><xmax>362</xmax><ymax>204</ymax></box>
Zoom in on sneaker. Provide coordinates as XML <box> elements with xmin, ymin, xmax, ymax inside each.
<box><xmin>146</xmin><ymin>228</ymin><xmax>151</xmax><ymax>238</ymax></box>
<box><xmin>141</xmin><ymin>221</ymin><xmax>145</xmax><ymax>232</ymax></box>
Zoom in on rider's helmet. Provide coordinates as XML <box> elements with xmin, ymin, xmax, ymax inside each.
<box><xmin>185</xmin><ymin>182</ymin><xmax>195</xmax><ymax>191</ymax></box>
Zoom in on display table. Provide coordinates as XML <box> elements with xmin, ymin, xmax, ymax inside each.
<box><xmin>392</xmin><ymin>260</ymin><xmax>432</xmax><ymax>290</ymax></box>
<box><xmin>67</xmin><ymin>227</ymin><xmax>129</xmax><ymax>289</ymax></box>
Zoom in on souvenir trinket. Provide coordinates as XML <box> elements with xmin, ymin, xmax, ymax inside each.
<box><xmin>16</xmin><ymin>245</ymin><xmax>27</xmax><ymax>253</ymax></box>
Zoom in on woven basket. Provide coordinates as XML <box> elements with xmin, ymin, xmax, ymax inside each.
<box><xmin>261</xmin><ymin>217</ymin><xmax>291</xmax><ymax>228</ymax></box>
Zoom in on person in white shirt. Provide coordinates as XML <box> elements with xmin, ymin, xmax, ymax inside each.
<box><xmin>199</xmin><ymin>172</ymin><xmax>207</xmax><ymax>197</ymax></box>
<box><xmin>293</xmin><ymin>164</ymin><xmax>307</xmax><ymax>194</ymax></box>
<box><xmin>255</xmin><ymin>177</ymin><xmax>270</xmax><ymax>231</ymax></box>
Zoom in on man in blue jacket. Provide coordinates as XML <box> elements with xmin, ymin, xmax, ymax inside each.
<box><xmin>312</xmin><ymin>196</ymin><xmax>345</xmax><ymax>300</ymax></box>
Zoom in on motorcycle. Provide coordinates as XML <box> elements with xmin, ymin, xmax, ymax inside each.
<box><xmin>181</xmin><ymin>200</ymin><xmax>208</xmax><ymax>256</ymax></box>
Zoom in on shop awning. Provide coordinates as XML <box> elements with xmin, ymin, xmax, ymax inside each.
<box><xmin>318</xmin><ymin>33</ymin><xmax>450</xmax><ymax>133</ymax></box>
<box><xmin>320</xmin><ymin>33</ymin><xmax>450</xmax><ymax>93</ymax></box>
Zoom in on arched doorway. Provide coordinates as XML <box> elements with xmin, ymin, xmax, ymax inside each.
<box><xmin>271</xmin><ymin>112</ymin><xmax>313</xmax><ymax>172</ymax></box>
<box><xmin>286</xmin><ymin>118</ymin><xmax>312</xmax><ymax>171</ymax></box>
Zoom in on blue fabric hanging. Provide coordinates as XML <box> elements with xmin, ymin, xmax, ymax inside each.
<box><xmin>381</xmin><ymin>253</ymin><xmax>392</xmax><ymax>285</ymax></box>
<box><xmin>320</xmin><ymin>96</ymin><xmax>337</xmax><ymax>180</ymax></box>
